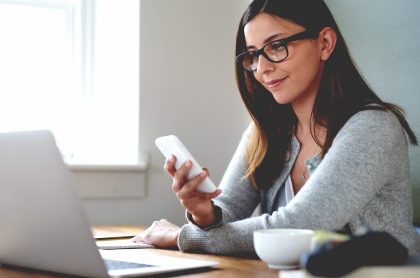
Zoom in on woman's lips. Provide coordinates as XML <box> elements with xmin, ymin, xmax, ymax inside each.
<box><xmin>265</xmin><ymin>77</ymin><xmax>287</xmax><ymax>89</ymax></box>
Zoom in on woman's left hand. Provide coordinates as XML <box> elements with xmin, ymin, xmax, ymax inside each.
<box><xmin>132</xmin><ymin>219</ymin><xmax>180</xmax><ymax>249</ymax></box>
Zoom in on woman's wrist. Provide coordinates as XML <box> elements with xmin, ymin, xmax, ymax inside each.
<box><xmin>173</xmin><ymin>227</ymin><xmax>181</xmax><ymax>247</ymax></box>
<box><xmin>191</xmin><ymin>205</ymin><xmax>217</xmax><ymax>228</ymax></box>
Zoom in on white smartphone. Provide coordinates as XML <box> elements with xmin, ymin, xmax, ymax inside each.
<box><xmin>155</xmin><ymin>135</ymin><xmax>217</xmax><ymax>193</ymax></box>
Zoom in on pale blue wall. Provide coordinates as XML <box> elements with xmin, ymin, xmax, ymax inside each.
<box><xmin>326</xmin><ymin>0</ymin><xmax>420</xmax><ymax>186</ymax></box>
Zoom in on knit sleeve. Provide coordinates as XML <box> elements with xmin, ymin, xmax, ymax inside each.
<box><xmin>183</xmin><ymin>123</ymin><xmax>260</xmax><ymax>228</ymax></box>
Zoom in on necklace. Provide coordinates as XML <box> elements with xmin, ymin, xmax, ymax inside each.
<box><xmin>294</xmin><ymin>127</ymin><xmax>325</xmax><ymax>184</ymax></box>
<box><xmin>300</xmin><ymin>166</ymin><xmax>308</xmax><ymax>181</ymax></box>
<box><xmin>298</xmin><ymin>149</ymin><xmax>321</xmax><ymax>182</ymax></box>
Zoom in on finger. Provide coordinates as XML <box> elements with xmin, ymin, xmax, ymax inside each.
<box><xmin>132</xmin><ymin>235</ymin><xmax>146</xmax><ymax>243</ymax></box>
<box><xmin>132</xmin><ymin>231</ymin><xmax>147</xmax><ymax>243</ymax></box>
<box><xmin>171</xmin><ymin>162</ymin><xmax>191</xmax><ymax>192</ymax></box>
<box><xmin>164</xmin><ymin>155</ymin><xmax>176</xmax><ymax>176</ymax></box>
<box><xmin>173</xmin><ymin>160</ymin><xmax>192</xmax><ymax>184</ymax></box>
<box><xmin>172</xmin><ymin>178</ymin><xmax>183</xmax><ymax>192</ymax></box>
<box><xmin>158</xmin><ymin>218</ymin><xmax>168</xmax><ymax>224</ymax></box>
<box><xmin>177</xmin><ymin>170</ymin><xmax>208</xmax><ymax>197</ymax></box>
<box><xmin>210</xmin><ymin>188</ymin><xmax>222</xmax><ymax>198</ymax></box>
<box><xmin>197</xmin><ymin>188</ymin><xmax>222</xmax><ymax>201</ymax></box>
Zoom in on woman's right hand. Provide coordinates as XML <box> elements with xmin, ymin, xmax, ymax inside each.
<box><xmin>164</xmin><ymin>155</ymin><xmax>222</xmax><ymax>228</ymax></box>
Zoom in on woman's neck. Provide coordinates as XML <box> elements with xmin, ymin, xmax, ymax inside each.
<box><xmin>292</xmin><ymin>93</ymin><xmax>326</xmax><ymax>145</ymax></box>
<box><xmin>292</xmin><ymin>93</ymin><xmax>316</xmax><ymax>137</ymax></box>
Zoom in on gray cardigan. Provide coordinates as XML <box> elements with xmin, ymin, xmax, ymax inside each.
<box><xmin>177</xmin><ymin>109</ymin><xmax>420</xmax><ymax>255</ymax></box>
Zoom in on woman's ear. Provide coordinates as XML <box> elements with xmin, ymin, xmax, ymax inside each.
<box><xmin>318</xmin><ymin>27</ymin><xmax>337</xmax><ymax>61</ymax></box>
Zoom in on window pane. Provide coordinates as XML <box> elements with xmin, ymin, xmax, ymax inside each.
<box><xmin>0</xmin><ymin>1</ymin><xmax>140</xmax><ymax>165</ymax></box>
<box><xmin>0</xmin><ymin>2</ymin><xmax>78</xmax><ymax>132</ymax></box>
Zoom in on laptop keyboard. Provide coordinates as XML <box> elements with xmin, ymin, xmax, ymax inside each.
<box><xmin>105</xmin><ymin>259</ymin><xmax>155</xmax><ymax>270</ymax></box>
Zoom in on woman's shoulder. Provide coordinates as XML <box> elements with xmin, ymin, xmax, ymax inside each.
<box><xmin>337</xmin><ymin>108</ymin><xmax>406</xmax><ymax>145</ymax></box>
<box><xmin>239</xmin><ymin>122</ymin><xmax>255</xmax><ymax>143</ymax></box>
<box><xmin>346</xmin><ymin>107</ymin><xmax>402</xmax><ymax>129</ymax></box>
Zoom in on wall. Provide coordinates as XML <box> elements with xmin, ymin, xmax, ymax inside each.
<box><xmin>325</xmin><ymin>0</ymin><xmax>420</xmax><ymax>186</ymax></box>
<box><xmin>79</xmin><ymin>0</ymin><xmax>250</xmax><ymax>226</ymax></box>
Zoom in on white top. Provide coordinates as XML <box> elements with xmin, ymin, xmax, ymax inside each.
<box><xmin>285</xmin><ymin>175</ymin><xmax>295</xmax><ymax>204</ymax></box>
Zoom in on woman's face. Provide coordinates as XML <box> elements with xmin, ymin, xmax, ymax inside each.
<box><xmin>244</xmin><ymin>13</ymin><xmax>324</xmax><ymax>105</ymax></box>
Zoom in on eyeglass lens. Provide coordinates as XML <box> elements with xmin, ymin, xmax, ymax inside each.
<box><xmin>240</xmin><ymin>41</ymin><xmax>287</xmax><ymax>72</ymax></box>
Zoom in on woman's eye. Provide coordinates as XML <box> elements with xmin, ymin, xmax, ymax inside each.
<box><xmin>270</xmin><ymin>41</ymin><xmax>285</xmax><ymax>50</ymax></box>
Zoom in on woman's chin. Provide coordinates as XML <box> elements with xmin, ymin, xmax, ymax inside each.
<box><xmin>271</xmin><ymin>94</ymin><xmax>292</xmax><ymax>105</ymax></box>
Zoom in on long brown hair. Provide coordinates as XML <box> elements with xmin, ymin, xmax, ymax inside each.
<box><xmin>235</xmin><ymin>0</ymin><xmax>418</xmax><ymax>190</ymax></box>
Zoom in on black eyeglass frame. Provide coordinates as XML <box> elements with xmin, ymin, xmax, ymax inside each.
<box><xmin>236</xmin><ymin>30</ymin><xmax>319</xmax><ymax>72</ymax></box>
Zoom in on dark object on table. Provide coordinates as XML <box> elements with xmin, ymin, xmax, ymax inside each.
<box><xmin>301</xmin><ymin>231</ymin><xmax>409</xmax><ymax>277</ymax></box>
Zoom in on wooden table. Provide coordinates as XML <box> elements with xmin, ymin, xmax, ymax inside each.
<box><xmin>2</xmin><ymin>225</ymin><xmax>420</xmax><ymax>278</ymax></box>
<box><xmin>0</xmin><ymin>225</ymin><xmax>279</xmax><ymax>278</ymax></box>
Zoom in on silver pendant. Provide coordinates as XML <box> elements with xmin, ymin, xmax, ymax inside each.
<box><xmin>300</xmin><ymin>173</ymin><xmax>305</xmax><ymax>181</ymax></box>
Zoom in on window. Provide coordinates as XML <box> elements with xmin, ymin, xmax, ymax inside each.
<box><xmin>0</xmin><ymin>0</ymin><xmax>140</xmax><ymax>165</ymax></box>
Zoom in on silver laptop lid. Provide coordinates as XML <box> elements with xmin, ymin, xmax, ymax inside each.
<box><xmin>0</xmin><ymin>130</ymin><xmax>108</xmax><ymax>277</ymax></box>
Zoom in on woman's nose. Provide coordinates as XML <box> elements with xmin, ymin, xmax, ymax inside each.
<box><xmin>255</xmin><ymin>54</ymin><xmax>275</xmax><ymax>74</ymax></box>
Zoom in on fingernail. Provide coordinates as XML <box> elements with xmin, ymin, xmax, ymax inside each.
<box><xmin>185</xmin><ymin>160</ymin><xmax>192</xmax><ymax>168</ymax></box>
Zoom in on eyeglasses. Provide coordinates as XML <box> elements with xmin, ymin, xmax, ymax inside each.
<box><xmin>236</xmin><ymin>30</ymin><xmax>318</xmax><ymax>72</ymax></box>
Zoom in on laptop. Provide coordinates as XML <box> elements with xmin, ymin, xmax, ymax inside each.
<box><xmin>0</xmin><ymin>130</ymin><xmax>217</xmax><ymax>277</ymax></box>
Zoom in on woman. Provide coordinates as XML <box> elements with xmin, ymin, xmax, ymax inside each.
<box><xmin>134</xmin><ymin>0</ymin><xmax>420</xmax><ymax>255</ymax></box>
